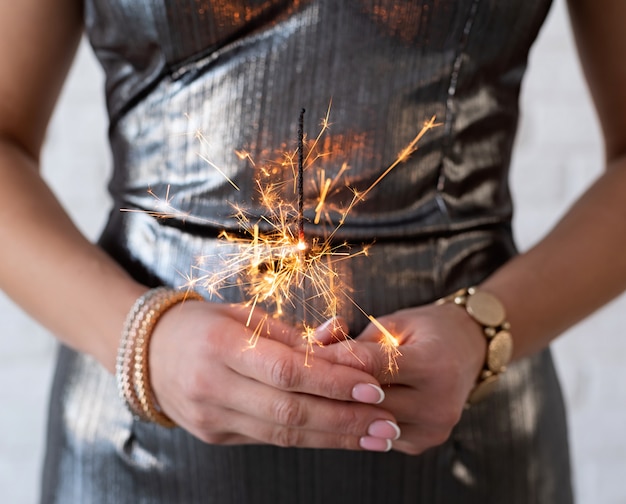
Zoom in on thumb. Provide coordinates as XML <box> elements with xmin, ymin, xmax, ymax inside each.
<box><xmin>216</xmin><ymin>303</ymin><xmax>303</xmax><ymax>347</ymax></box>
<box><xmin>313</xmin><ymin>316</ymin><xmax>350</xmax><ymax>345</ymax></box>
<box><xmin>314</xmin><ymin>336</ymin><xmax>386</xmax><ymax>378</ymax></box>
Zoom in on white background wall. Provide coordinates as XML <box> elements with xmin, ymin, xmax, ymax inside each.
<box><xmin>1</xmin><ymin>2</ymin><xmax>625</xmax><ymax>502</ymax></box>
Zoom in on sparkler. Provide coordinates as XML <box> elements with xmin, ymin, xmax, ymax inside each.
<box><xmin>137</xmin><ymin>109</ymin><xmax>438</xmax><ymax>373</ymax></box>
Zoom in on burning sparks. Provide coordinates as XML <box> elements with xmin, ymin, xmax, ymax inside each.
<box><xmin>121</xmin><ymin>185</ymin><xmax>192</xmax><ymax>221</ymax></box>
<box><xmin>368</xmin><ymin>315</ymin><xmax>402</xmax><ymax>375</ymax></box>
<box><xmin>141</xmin><ymin>108</ymin><xmax>438</xmax><ymax>374</ymax></box>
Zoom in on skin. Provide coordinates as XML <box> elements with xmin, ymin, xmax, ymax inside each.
<box><xmin>0</xmin><ymin>0</ymin><xmax>397</xmax><ymax>452</ymax></box>
<box><xmin>318</xmin><ymin>0</ymin><xmax>626</xmax><ymax>454</ymax></box>
<box><xmin>1</xmin><ymin>0</ymin><xmax>624</xmax><ymax>456</ymax></box>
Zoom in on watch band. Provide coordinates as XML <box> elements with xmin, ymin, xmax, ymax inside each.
<box><xmin>437</xmin><ymin>286</ymin><xmax>514</xmax><ymax>405</ymax></box>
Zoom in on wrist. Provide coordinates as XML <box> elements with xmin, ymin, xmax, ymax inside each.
<box><xmin>116</xmin><ymin>286</ymin><xmax>204</xmax><ymax>427</ymax></box>
<box><xmin>94</xmin><ymin>280</ymin><xmax>147</xmax><ymax>374</ymax></box>
<box><xmin>437</xmin><ymin>286</ymin><xmax>514</xmax><ymax>405</ymax></box>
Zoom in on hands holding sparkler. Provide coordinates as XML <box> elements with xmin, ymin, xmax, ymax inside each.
<box><xmin>317</xmin><ymin>301</ymin><xmax>487</xmax><ymax>455</ymax></box>
<box><xmin>142</xmin><ymin>292</ymin><xmax>486</xmax><ymax>455</ymax></box>
<box><xmin>119</xmin><ymin>110</ymin><xmax>452</xmax><ymax>452</ymax></box>
<box><xmin>147</xmin><ymin>300</ymin><xmax>403</xmax><ymax>451</ymax></box>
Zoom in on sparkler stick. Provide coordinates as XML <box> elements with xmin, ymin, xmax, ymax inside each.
<box><xmin>296</xmin><ymin>108</ymin><xmax>317</xmax><ymax>366</ymax></box>
<box><xmin>297</xmin><ymin>108</ymin><xmax>306</xmax><ymax>246</ymax></box>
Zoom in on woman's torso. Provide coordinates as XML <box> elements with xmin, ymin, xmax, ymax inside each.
<box><xmin>40</xmin><ymin>3</ymin><xmax>575</xmax><ymax>504</ymax></box>
<box><xmin>87</xmin><ymin>0</ymin><xmax>552</xmax><ymax>324</ymax></box>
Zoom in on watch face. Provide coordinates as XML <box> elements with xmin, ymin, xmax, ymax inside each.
<box><xmin>487</xmin><ymin>330</ymin><xmax>513</xmax><ymax>372</ymax></box>
<box><xmin>465</xmin><ymin>290</ymin><xmax>506</xmax><ymax>327</ymax></box>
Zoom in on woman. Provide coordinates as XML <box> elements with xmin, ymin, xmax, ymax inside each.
<box><xmin>1</xmin><ymin>1</ymin><xmax>624</xmax><ymax>502</ymax></box>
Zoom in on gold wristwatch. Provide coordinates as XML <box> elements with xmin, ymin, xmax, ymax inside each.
<box><xmin>437</xmin><ymin>286</ymin><xmax>514</xmax><ymax>405</ymax></box>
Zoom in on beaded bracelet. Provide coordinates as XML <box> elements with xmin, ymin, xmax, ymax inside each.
<box><xmin>116</xmin><ymin>287</ymin><xmax>203</xmax><ymax>427</ymax></box>
<box><xmin>436</xmin><ymin>286</ymin><xmax>513</xmax><ymax>405</ymax></box>
<box><xmin>116</xmin><ymin>287</ymin><xmax>168</xmax><ymax>420</ymax></box>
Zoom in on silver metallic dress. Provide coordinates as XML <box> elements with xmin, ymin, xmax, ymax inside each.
<box><xmin>41</xmin><ymin>1</ymin><xmax>573</xmax><ymax>502</ymax></box>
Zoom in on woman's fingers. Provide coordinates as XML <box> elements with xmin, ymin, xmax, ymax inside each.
<box><xmin>216</xmin><ymin>304</ymin><xmax>351</xmax><ymax>349</ymax></box>
<box><xmin>313</xmin><ymin>316</ymin><xmax>350</xmax><ymax>345</ymax></box>
<box><xmin>169</xmin><ymin>351</ymin><xmax>399</xmax><ymax>450</ymax></box>
<box><xmin>221</xmin><ymin>373</ymin><xmax>396</xmax><ymax>437</ymax></box>
<box><xmin>227</xmin><ymin>335</ymin><xmax>386</xmax><ymax>403</ymax></box>
<box><xmin>313</xmin><ymin>337</ymin><xmax>389</xmax><ymax>382</ymax></box>
<box><xmin>193</xmin><ymin>408</ymin><xmax>393</xmax><ymax>451</ymax></box>
<box><xmin>150</xmin><ymin>301</ymin><xmax>401</xmax><ymax>451</ymax></box>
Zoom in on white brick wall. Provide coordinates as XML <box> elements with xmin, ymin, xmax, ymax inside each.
<box><xmin>512</xmin><ymin>3</ymin><xmax>626</xmax><ymax>503</ymax></box>
<box><xmin>0</xmin><ymin>40</ymin><xmax>111</xmax><ymax>504</ymax></box>
<box><xmin>1</xmin><ymin>2</ymin><xmax>625</xmax><ymax>502</ymax></box>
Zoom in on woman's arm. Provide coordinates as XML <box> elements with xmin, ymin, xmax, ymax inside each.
<box><xmin>0</xmin><ymin>0</ymin><xmax>401</xmax><ymax>451</ymax></box>
<box><xmin>317</xmin><ymin>0</ymin><xmax>626</xmax><ymax>455</ymax></box>
<box><xmin>0</xmin><ymin>0</ymin><xmax>143</xmax><ymax>371</ymax></box>
<box><xmin>481</xmin><ymin>0</ymin><xmax>626</xmax><ymax>358</ymax></box>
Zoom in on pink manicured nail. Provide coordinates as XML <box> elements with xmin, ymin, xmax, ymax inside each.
<box><xmin>352</xmin><ymin>383</ymin><xmax>385</xmax><ymax>404</ymax></box>
<box><xmin>368</xmin><ymin>420</ymin><xmax>401</xmax><ymax>440</ymax></box>
<box><xmin>360</xmin><ymin>436</ymin><xmax>392</xmax><ymax>452</ymax></box>
<box><xmin>315</xmin><ymin>317</ymin><xmax>335</xmax><ymax>334</ymax></box>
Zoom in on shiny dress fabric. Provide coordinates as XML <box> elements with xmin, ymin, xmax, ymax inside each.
<box><xmin>41</xmin><ymin>1</ymin><xmax>573</xmax><ymax>503</ymax></box>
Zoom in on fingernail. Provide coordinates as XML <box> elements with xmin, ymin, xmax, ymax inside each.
<box><xmin>368</xmin><ymin>420</ymin><xmax>401</xmax><ymax>440</ymax></box>
<box><xmin>360</xmin><ymin>436</ymin><xmax>392</xmax><ymax>452</ymax></box>
<box><xmin>352</xmin><ymin>383</ymin><xmax>385</xmax><ymax>404</ymax></box>
<box><xmin>315</xmin><ymin>318</ymin><xmax>335</xmax><ymax>334</ymax></box>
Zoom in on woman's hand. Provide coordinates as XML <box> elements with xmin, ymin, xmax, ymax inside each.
<box><xmin>315</xmin><ymin>302</ymin><xmax>487</xmax><ymax>455</ymax></box>
<box><xmin>149</xmin><ymin>301</ymin><xmax>402</xmax><ymax>451</ymax></box>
